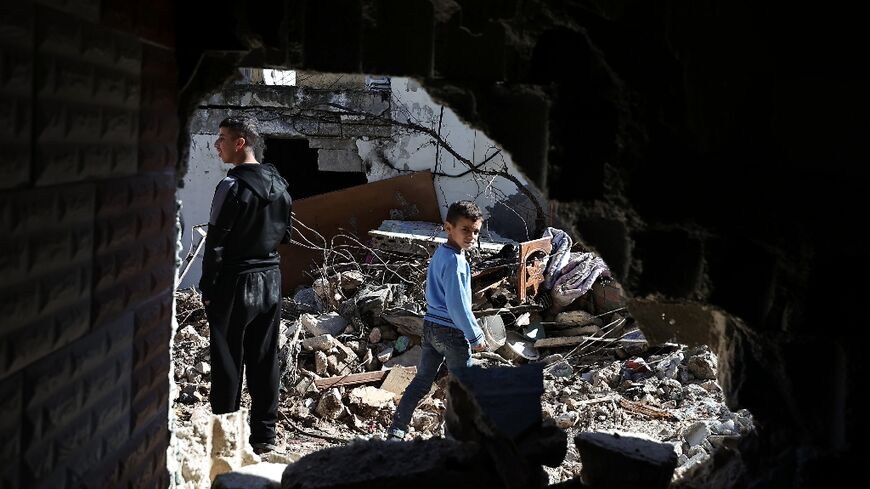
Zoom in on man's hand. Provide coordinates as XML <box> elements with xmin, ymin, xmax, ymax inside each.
<box><xmin>472</xmin><ymin>340</ymin><xmax>488</xmax><ymax>353</ymax></box>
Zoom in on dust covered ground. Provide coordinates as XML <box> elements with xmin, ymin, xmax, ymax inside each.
<box><xmin>171</xmin><ymin>289</ymin><xmax>754</xmax><ymax>487</ymax></box>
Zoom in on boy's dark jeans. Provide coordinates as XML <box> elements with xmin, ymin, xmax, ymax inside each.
<box><xmin>205</xmin><ymin>268</ymin><xmax>281</xmax><ymax>446</ymax></box>
<box><xmin>389</xmin><ymin>320</ymin><xmax>472</xmax><ymax>435</ymax></box>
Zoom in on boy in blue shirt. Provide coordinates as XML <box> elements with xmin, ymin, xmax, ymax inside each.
<box><xmin>387</xmin><ymin>200</ymin><xmax>488</xmax><ymax>440</ymax></box>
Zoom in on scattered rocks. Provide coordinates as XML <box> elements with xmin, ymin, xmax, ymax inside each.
<box><xmin>300</xmin><ymin>312</ymin><xmax>348</xmax><ymax>337</ymax></box>
<box><xmin>316</xmin><ymin>389</ymin><xmax>345</xmax><ymax>419</ymax></box>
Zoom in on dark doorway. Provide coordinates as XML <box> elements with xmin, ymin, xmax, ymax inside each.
<box><xmin>263</xmin><ymin>138</ymin><xmax>367</xmax><ymax>200</ymax></box>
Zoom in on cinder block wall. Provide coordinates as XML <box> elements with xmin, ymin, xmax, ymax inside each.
<box><xmin>0</xmin><ymin>1</ymin><xmax>177</xmax><ymax>487</ymax></box>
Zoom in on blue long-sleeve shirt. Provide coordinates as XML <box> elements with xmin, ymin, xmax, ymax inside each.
<box><xmin>423</xmin><ymin>243</ymin><xmax>485</xmax><ymax>347</ymax></box>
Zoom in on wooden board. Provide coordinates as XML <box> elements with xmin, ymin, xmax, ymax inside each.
<box><xmin>314</xmin><ymin>366</ymin><xmax>417</xmax><ymax>390</ymax></box>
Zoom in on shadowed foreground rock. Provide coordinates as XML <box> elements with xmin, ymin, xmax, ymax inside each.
<box><xmin>281</xmin><ymin>365</ymin><xmax>566</xmax><ymax>489</ymax></box>
<box><xmin>575</xmin><ymin>431</ymin><xmax>677</xmax><ymax>489</ymax></box>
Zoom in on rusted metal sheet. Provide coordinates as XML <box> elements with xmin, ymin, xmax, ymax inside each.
<box><xmin>279</xmin><ymin>171</ymin><xmax>441</xmax><ymax>292</ymax></box>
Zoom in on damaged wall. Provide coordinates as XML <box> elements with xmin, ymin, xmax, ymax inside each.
<box><xmin>0</xmin><ymin>1</ymin><xmax>863</xmax><ymax>488</ymax></box>
<box><xmin>0</xmin><ymin>1</ymin><xmax>177</xmax><ymax>487</ymax></box>
<box><xmin>358</xmin><ymin>77</ymin><xmax>537</xmax><ymax>240</ymax></box>
<box><xmin>179</xmin><ymin>76</ymin><xmax>535</xmax><ymax>289</ymax></box>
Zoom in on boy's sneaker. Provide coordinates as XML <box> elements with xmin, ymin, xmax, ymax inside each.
<box><xmin>385</xmin><ymin>427</ymin><xmax>405</xmax><ymax>441</ymax></box>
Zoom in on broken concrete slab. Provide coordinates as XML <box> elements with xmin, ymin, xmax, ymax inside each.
<box><xmin>626</xmin><ymin>298</ymin><xmax>727</xmax><ymax>349</ymax></box>
<box><xmin>380</xmin><ymin>366</ymin><xmax>417</xmax><ymax>400</ymax></box>
<box><xmin>684</xmin><ymin>421</ymin><xmax>712</xmax><ymax>447</ymax></box>
<box><xmin>376</xmin><ymin>345</ymin><xmax>393</xmax><ymax>363</ymax></box>
<box><xmin>368</xmin><ymin>219</ymin><xmax>516</xmax><ymax>257</ymax></box>
<box><xmin>300</xmin><ymin>312</ymin><xmax>348</xmax><ymax>337</ymax></box>
<box><xmin>308</xmin><ymin>137</ymin><xmax>358</xmax><ymax>151</ymax></box>
<box><xmin>348</xmin><ymin>386</ymin><xmax>395</xmax><ymax>410</ymax></box>
<box><xmin>381</xmin><ymin>307</ymin><xmax>424</xmax><ymax>337</ymax></box>
<box><xmin>355</xmin><ymin>284</ymin><xmax>394</xmax><ymax>319</ymax></box>
<box><xmin>301</xmin><ymin>334</ymin><xmax>339</xmax><ymax>352</ymax></box>
<box><xmin>574</xmin><ymin>431</ymin><xmax>677</xmax><ymax>489</ymax></box>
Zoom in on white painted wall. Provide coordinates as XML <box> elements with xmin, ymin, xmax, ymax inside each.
<box><xmin>178</xmin><ymin>134</ymin><xmax>231</xmax><ymax>289</ymax></box>
<box><xmin>358</xmin><ymin>77</ymin><xmax>530</xmax><ymax>224</ymax></box>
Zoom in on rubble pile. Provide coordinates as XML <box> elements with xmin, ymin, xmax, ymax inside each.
<box><xmin>171</xmin><ymin>221</ymin><xmax>755</xmax><ymax>486</ymax></box>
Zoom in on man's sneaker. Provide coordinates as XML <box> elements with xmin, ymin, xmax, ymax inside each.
<box><xmin>251</xmin><ymin>442</ymin><xmax>278</xmax><ymax>455</ymax></box>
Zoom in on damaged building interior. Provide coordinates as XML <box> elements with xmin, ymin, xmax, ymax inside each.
<box><xmin>0</xmin><ymin>0</ymin><xmax>863</xmax><ymax>488</ymax></box>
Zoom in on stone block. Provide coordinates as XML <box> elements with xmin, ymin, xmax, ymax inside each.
<box><xmin>451</xmin><ymin>364</ymin><xmax>544</xmax><ymax>440</ymax></box>
<box><xmin>574</xmin><ymin>431</ymin><xmax>677</xmax><ymax>489</ymax></box>
<box><xmin>627</xmin><ymin>298</ymin><xmax>727</xmax><ymax>350</ymax></box>
<box><xmin>317</xmin><ymin>149</ymin><xmax>365</xmax><ymax>172</ymax></box>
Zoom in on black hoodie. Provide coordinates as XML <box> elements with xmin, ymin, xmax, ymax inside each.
<box><xmin>199</xmin><ymin>163</ymin><xmax>292</xmax><ymax>299</ymax></box>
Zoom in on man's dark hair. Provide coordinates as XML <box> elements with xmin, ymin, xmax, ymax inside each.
<box><xmin>219</xmin><ymin>116</ymin><xmax>260</xmax><ymax>151</ymax></box>
<box><xmin>445</xmin><ymin>200</ymin><xmax>483</xmax><ymax>224</ymax></box>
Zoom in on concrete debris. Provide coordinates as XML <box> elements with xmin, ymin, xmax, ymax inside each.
<box><xmin>348</xmin><ymin>386</ymin><xmax>395</xmax><ymax>411</ymax></box>
<box><xmin>355</xmin><ymin>284</ymin><xmax>396</xmax><ymax>319</ymax></box>
<box><xmin>381</xmin><ymin>307</ymin><xmax>425</xmax><ymax>337</ymax></box>
<box><xmin>550</xmin><ymin>361</ymin><xmax>574</xmax><ymax>378</ymax></box>
<box><xmin>376</xmin><ymin>345</ymin><xmax>393</xmax><ymax>363</ymax></box>
<box><xmin>315</xmin><ymin>388</ymin><xmax>345</xmax><ymax>419</ymax></box>
<box><xmin>687</xmin><ymin>348</ymin><xmax>718</xmax><ymax>380</ymax></box>
<box><xmin>368</xmin><ymin>327</ymin><xmax>382</xmax><ymax>344</ymax></box>
<box><xmin>301</xmin><ymin>334</ymin><xmax>339</xmax><ymax>352</ymax></box>
<box><xmin>292</xmin><ymin>287</ymin><xmax>324</xmax><ymax>314</ymax></box>
<box><xmin>554</xmin><ymin>310</ymin><xmax>603</xmax><ymax>327</ymax></box>
<box><xmin>314</xmin><ymin>351</ymin><xmax>328</xmax><ymax>376</ymax></box>
<box><xmin>300</xmin><ymin>312</ymin><xmax>348</xmax><ymax>337</ymax></box>
<box><xmin>383</xmin><ymin>344</ymin><xmax>422</xmax><ymax>368</ymax></box>
<box><xmin>176</xmin><ymin>325</ymin><xmax>206</xmax><ymax>344</ymax></box>
<box><xmin>575</xmin><ymin>431</ymin><xmax>677</xmax><ymax>489</ymax></box>
<box><xmin>171</xmin><ymin>222</ymin><xmax>755</xmax><ymax>487</ymax></box>
<box><xmin>684</xmin><ymin>421</ymin><xmax>712</xmax><ymax>447</ymax></box>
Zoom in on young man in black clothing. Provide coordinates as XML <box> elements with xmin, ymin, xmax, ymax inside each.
<box><xmin>199</xmin><ymin>117</ymin><xmax>292</xmax><ymax>455</ymax></box>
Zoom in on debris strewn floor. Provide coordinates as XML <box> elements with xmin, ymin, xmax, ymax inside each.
<box><xmin>172</xmin><ymin>288</ymin><xmax>753</xmax><ymax>487</ymax></box>
<box><xmin>171</xmin><ymin>222</ymin><xmax>754</xmax><ymax>487</ymax></box>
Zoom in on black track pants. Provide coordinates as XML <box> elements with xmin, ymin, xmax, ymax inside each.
<box><xmin>205</xmin><ymin>268</ymin><xmax>281</xmax><ymax>444</ymax></box>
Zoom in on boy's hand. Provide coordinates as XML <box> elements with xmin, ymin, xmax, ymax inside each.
<box><xmin>471</xmin><ymin>340</ymin><xmax>488</xmax><ymax>353</ymax></box>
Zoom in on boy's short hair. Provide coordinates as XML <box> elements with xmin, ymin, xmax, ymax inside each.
<box><xmin>445</xmin><ymin>200</ymin><xmax>483</xmax><ymax>224</ymax></box>
<box><xmin>219</xmin><ymin>116</ymin><xmax>260</xmax><ymax>150</ymax></box>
